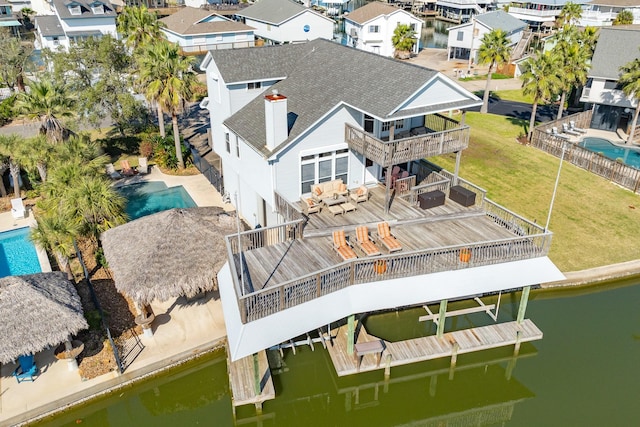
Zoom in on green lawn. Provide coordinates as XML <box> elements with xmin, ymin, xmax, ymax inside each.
<box><xmin>429</xmin><ymin>113</ymin><xmax>640</xmax><ymax>272</ymax></box>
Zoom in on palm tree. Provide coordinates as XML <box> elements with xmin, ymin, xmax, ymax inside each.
<box><xmin>14</xmin><ymin>79</ymin><xmax>75</xmax><ymax>143</ymax></box>
<box><xmin>613</xmin><ymin>10</ymin><xmax>634</xmax><ymax>25</ymax></box>
<box><xmin>578</xmin><ymin>26</ymin><xmax>598</xmax><ymax>58</ymax></box>
<box><xmin>619</xmin><ymin>54</ymin><xmax>640</xmax><ymax>144</ymax></box>
<box><xmin>521</xmin><ymin>52</ymin><xmax>562</xmax><ymax>139</ymax></box>
<box><xmin>552</xmin><ymin>27</ymin><xmax>590</xmax><ymax>119</ymax></box>
<box><xmin>137</xmin><ymin>40</ymin><xmax>196</xmax><ymax>169</ymax></box>
<box><xmin>557</xmin><ymin>2</ymin><xmax>583</xmax><ymax>27</ymax></box>
<box><xmin>15</xmin><ymin>135</ymin><xmax>53</xmax><ymax>183</ymax></box>
<box><xmin>30</xmin><ymin>210</ymin><xmax>80</xmax><ymax>279</ymax></box>
<box><xmin>117</xmin><ymin>6</ymin><xmax>165</xmax><ymax>52</ymax></box>
<box><xmin>392</xmin><ymin>24</ymin><xmax>417</xmax><ymax>59</ymax></box>
<box><xmin>477</xmin><ymin>29</ymin><xmax>511</xmax><ymax>114</ymax></box>
<box><xmin>0</xmin><ymin>135</ymin><xmax>23</xmax><ymax>197</ymax></box>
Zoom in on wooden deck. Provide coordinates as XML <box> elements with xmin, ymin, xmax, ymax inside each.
<box><xmin>325</xmin><ymin>320</ymin><xmax>542</xmax><ymax>377</ymax></box>
<box><xmin>227</xmin><ymin>349</ymin><xmax>275</xmax><ymax>412</ymax></box>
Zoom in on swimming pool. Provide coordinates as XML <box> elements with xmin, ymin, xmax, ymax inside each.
<box><xmin>579</xmin><ymin>137</ymin><xmax>640</xmax><ymax>169</ymax></box>
<box><xmin>0</xmin><ymin>227</ymin><xmax>42</xmax><ymax>278</ymax></box>
<box><xmin>119</xmin><ymin>181</ymin><xmax>197</xmax><ymax>220</ymax></box>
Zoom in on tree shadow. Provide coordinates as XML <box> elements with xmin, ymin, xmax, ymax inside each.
<box><xmin>507</xmin><ymin>117</ymin><xmax>530</xmax><ymax>135</ymax></box>
<box><xmin>99</xmin><ymin>134</ymin><xmax>143</xmax><ymax>160</ymax></box>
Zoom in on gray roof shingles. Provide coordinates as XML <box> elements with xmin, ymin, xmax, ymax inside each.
<box><xmin>53</xmin><ymin>0</ymin><xmax>116</xmax><ymax>20</ymax></box>
<box><xmin>215</xmin><ymin>39</ymin><xmax>479</xmax><ymax>158</ymax></box>
<box><xmin>346</xmin><ymin>2</ymin><xmax>403</xmax><ymax>25</ymax></box>
<box><xmin>36</xmin><ymin>15</ymin><xmax>64</xmax><ymax>37</ymax></box>
<box><xmin>160</xmin><ymin>7</ymin><xmax>253</xmax><ymax>35</ymax></box>
<box><xmin>590</xmin><ymin>26</ymin><xmax>640</xmax><ymax>80</ymax></box>
<box><xmin>475</xmin><ymin>10</ymin><xmax>526</xmax><ymax>34</ymax></box>
<box><xmin>236</xmin><ymin>0</ymin><xmax>307</xmax><ymax>25</ymax></box>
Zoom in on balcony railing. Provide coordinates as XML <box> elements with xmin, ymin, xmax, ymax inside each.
<box><xmin>508</xmin><ymin>7</ymin><xmax>559</xmax><ymax>17</ymax></box>
<box><xmin>225</xmin><ymin>211</ymin><xmax>551</xmax><ymax>323</ymax></box>
<box><xmin>345</xmin><ymin>120</ymin><xmax>470</xmax><ymax>167</ymax></box>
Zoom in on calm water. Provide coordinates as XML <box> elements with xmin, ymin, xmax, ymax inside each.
<box><xmin>0</xmin><ymin>227</ymin><xmax>41</xmax><ymax>278</ymax></box>
<box><xmin>119</xmin><ymin>181</ymin><xmax>197</xmax><ymax>220</ymax></box>
<box><xmin>35</xmin><ymin>279</ymin><xmax>640</xmax><ymax>426</ymax></box>
<box><xmin>579</xmin><ymin>137</ymin><xmax>640</xmax><ymax>169</ymax></box>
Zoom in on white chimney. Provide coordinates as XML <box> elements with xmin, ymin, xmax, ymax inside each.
<box><xmin>264</xmin><ymin>89</ymin><xmax>288</xmax><ymax>150</ymax></box>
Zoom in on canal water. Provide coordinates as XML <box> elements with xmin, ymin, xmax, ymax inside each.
<box><xmin>34</xmin><ymin>278</ymin><xmax>640</xmax><ymax>426</ymax></box>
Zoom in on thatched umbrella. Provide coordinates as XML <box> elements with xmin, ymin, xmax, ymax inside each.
<box><xmin>0</xmin><ymin>272</ymin><xmax>88</xmax><ymax>364</ymax></box>
<box><xmin>101</xmin><ymin>207</ymin><xmax>237</xmax><ymax>306</ymax></box>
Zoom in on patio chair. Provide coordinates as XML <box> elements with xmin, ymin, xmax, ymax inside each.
<box><xmin>569</xmin><ymin>121</ymin><xmax>587</xmax><ymax>133</ymax></box>
<box><xmin>13</xmin><ymin>354</ymin><xmax>38</xmax><ymax>383</ymax></box>
<box><xmin>137</xmin><ymin>157</ymin><xmax>149</xmax><ymax>174</ymax></box>
<box><xmin>385</xmin><ymin>166</ymin><xmax>401</xmax><ymax>187</ymax></box>
<box><xmin>562</xmin><ymin>123</ymin><xmax>581</xmax><ymax>136</ymax></box>
<box><xmin>349</xmin><ymin>186</ymin><xmax>369</xmax><ymax>204</ymax></box>
<box><xmin>376</xmin><ymin>222</ymin><xmax>402</xmax><ymax>253</ymax></box>
<box><xmin>300</xmin><ymin>195</ymin><xmax>321</xmax><ymax>215</ymax></box>
<box><xmin>10</xmin><ymin>198</ymin><xmax>25</xmax><ymax>219</ymax></box>
<box><xmin>106</xmin><ymin>163</ymin><xmax>122</xmax><ymax>180</ymax></box>
<box><xmin>551</xmin><ymin>127</ymin><xmax>571</xmax><ymax>141</ymax></box>
<box><xmin>121</xmin><ymin>160</ymin><xmax>136</xmax><ymax>176</ymax></box>
<box><xmin>332</xmin><ymin>230</ymin><xmax>357</xmax><ymax>261</ymax></box>
<box><xmin>354</xmin><ymin>226</ymin><xmax>381</xmax><ymax>256</ymax></box>
<box><xmin>395</xmin><ymin>171</ymin><xmax>410</xmax><ymax>193</ymax></box>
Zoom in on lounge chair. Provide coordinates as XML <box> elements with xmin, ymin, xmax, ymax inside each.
<box><xmin>570</xmin><ymin>121</ymin><xmax>587</xmax><ymax>133</ymax></box>
<box><xmin>355</xmin><ymin>226</ymin><xmax>381</xmax><ymax>256</ymax></box>
<box><xmin>332</xmin><ymin>230</ymin><xmax>357</xmax><ymax>261</ymax></box>
<box><xmin>10</xmin><ymin>198</ymin><xmax>25</xmax><ymax>219</ymax></box>
<box><xmin>349</xmin><ymin>186</ymin><xmax>369</xmax><ymax>204</ymax></box>
<box><xmin>376</xmin><ymin>222</ymin><xmax>402</xmax><ymax>253</ymax></box>
<box><xmin>562</xmin><ymin>123</ymin><xmax>581</xmax><ymax>136</ymax></box>
<box><xmin>121</xmin><ymin>160</ymin><xmax>136</xmax><ymax>176</ymax></box>
<box><xmin>551</xmin><ymin>127</ymin><xmax>571</xmax><ymax>141</ymax></box>
<box><xmin>13</xmin><ymin>354</ymin><xmax>38</xmax><ymax>383</ymax></box>
<box><xmin>137</xmin><ymin>157</ymin><xmax>149</xmax><ymax>174</ymax></box>
<box><xmin>106</xmin><ymin>163</ymin><xmax>122</xmax><ymax>180</ymax></box>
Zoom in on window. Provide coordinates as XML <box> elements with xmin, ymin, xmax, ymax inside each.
<box><xmin>225</xmin><ymin>132</ymin><xmax>230</xmax><ymax>153</ymax></box>
<box><xmin>247</xmin><ymin>82</ymin><xmax>262</xmax><ymax>90</ymax></box>
<box><xmin>69</xmin><ymin>5</ymin><xmax>81</xmax><ymax>15</ymax></box>
<box><xmin>364</xmin><ymin>114</ymin><xmax>374</xmax><ymax>133</ymax></box>
<box><xmin>457</xmin><ymin>31</ymin><xmax>464</xmax><ymax>41</ymax></box>
<box><xmin>381</xmin><ymin>120</ymin><xmax>404</xmax><ymax>132</ymax></box>
<box><xmin>604</xmin><ymin>80</ymin><xmax>622</xmax><ymax>90</ymax></box>
<box><xmin>236</xmin><ymin>138</ymin><xmax>241</xmax><ymax>158</ymax></box>
<box><xmin>369</xmin><ymin>25</ymin><xmax>380</xmax><ymax>33</ymax></box>
<box><xmin>300</xmin><ymin>150</ymin><xmax>349</xmax><ymax>194</ymax></box>
<box><xmin>91</xmin><ymin>5</ymin><xmax>104</xmax><ymax>14</ymax></box>
<box><xmin>52</xmin><ymin>37</ymin><xmax>60</xmax><ymax>46</ymax></box>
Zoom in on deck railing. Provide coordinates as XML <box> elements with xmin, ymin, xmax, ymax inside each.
<box><xmin>408</xmin><ymin>173</ymin><xmax>451</xmax><ymax>205</ymax></box>
<box><xmin>274</xmin><ymin>191</ymin><xmax>305</xmax><ymax>223</ymax></box>
<box><xmin>345</xmin><ymin>123</ymin><xmax>470</xmax><ymax>167</ymax></box>
<box><xmin>483</xmin><ymin>199</ymin><xmax>546</xmax><ymax>237</ymax></box>
<box><xmin>438</xmin><ymin>170</ymin><xmax>487</xmax><ymax>207</ymax></box>
<box><xmin>531</xmin><ymin>110</ymin><xmax>640</xmax><ymax>194</ymax></box>
<box><xmin>234</xmin><ymin>232</ymin><xmax>552</xmax><ymax>323</ymax></box>
<box><xmin>179</xmin><ymin>40</ymin><xmax>255</xmax><ymax>55</ymax></box>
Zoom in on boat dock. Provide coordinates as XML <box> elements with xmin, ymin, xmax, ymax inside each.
<box><xmin>326</xmin><ymin>319</ymin><xmax>542</xmax><ymax>377</ymax></box>
<box><xmin>227</xmin><ymin>349</ymin><xmax>275</xmax><ymax>415</ymax></box>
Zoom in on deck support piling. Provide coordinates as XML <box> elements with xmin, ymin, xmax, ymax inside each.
<box><xmin>347</xmin><ymin>314</ymin><xmax>355</xmax><ymax>355</ymax></box>
<box><xmin>517</xmin><ymin>286</ymin><xmax>531</xmax><ymax>324</ymax></box>
<box><xmin>449</xmin><ymin>342</ymin><xmax>459</xmax><ymax>380</ymax></box>
<box><xmin>436</xmin><ymin>300</ymin><xmax>448</xmax><ymax>338</ymax></box>
<box><xmin>384</xmin><ymin>354</ymin><xmax>392</xmax><ymax>379</ymax></box>
<box><xmin>429</xmin><ymin>374</ymin><xmax>437</xmax><ymax>397</ymax></box>
<box><xmin>253</xmin><ymin>353</ymin><xmax>260</xmax><ymax>396</ymax></box>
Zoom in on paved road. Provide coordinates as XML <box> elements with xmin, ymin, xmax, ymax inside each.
<box><xmin>469</xmin><ymin>98</ymin><xmax>559</xmax><ymax>123</ymax></box>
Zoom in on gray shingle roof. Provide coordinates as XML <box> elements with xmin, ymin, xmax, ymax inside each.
<box><xmin>53</xmin><ymin>0</ymin><xmax>116</xmax><ymax>20</ymax></box>
<box><xmin>216</xmin><ymin>39</ymin><xmax>479</xmax><ymax>158</ymax></box>
<box><xmin>36</xmin><ymin>15</ymin><xmax>64</xmax><ymax>37</ymax></box>
<box><xmin>590</xmin><ymin>26</ymin><xmax>640</xmax><ymax>80</ymax></box>
<box><xmin>346</xmin><ymin>2</ymin><xmax>403</xmax><ymax>25</ymax></box>
<box><xmin>475</xmin><ymin>10</ymin><xmax>526</xmax><ymax>34</ymax></box>
<box><xmin>236</xmin><ymin>0</ymin><xmax>310</xmax><ymax>25</ymax></box>
<box><xmin>160</xmin><ymin>7</ymin><xmax>253</xmax><ymax>35</ymax></box>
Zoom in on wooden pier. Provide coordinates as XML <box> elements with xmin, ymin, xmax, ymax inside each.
<box><xmin>227</xmin><ymin>349</ymin><xmax>275</xmax><ymax>415</ymax></box>
<box><xmin>326</xmin><ymin>320</ymin><xmax>542</xmax><ymax>376</ymax></box>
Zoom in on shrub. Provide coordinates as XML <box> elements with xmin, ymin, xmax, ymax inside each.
<box><xmin>139</xmin><ymin>139</ymin><xmax>154</xmax><ymax>158</ymax></box>
<box><xmin>0</xmin><ymin>94</ymin><xmax>17</xmax><ymax>126</ymax></box>
<box><xmin>152</xmin><ymin>134</ymin><xmax>190</xmax><ymax>169</ymax></box>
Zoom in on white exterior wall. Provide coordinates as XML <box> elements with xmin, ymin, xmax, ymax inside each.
<box><xmin>246</xmin><ymin>11</ymin><xmax>333</xmax><ymax>44</ymax></box>
<box><xmin>184</xmin><ymin>0</ymin><xmax>206</xmax><ymax>7</ymax></box>
<box><xmin>402</xmin><ymin>77</ymin><xmax>474</xmax><ymax>109</ymax></box>
<box><xmin>346</xmin><ymin>11</ymin><xmax>423</xmax><ymax>57</ymax></box>
<box><xmin>162</xmin><ymin>29</ymin><xmax>254</xmax><ymax>48</ymax></box>
<box><xmin>59</xmin><ymin>16</ymin><xmax>117</xmax><ymax>38</ymax></box>
<box><xmin>448</xmin><ymin>22</ymin><xmax>523</xmax><ymax>63</ymax></box>
<box><xmin>580</xmin><ymin>78</ymin><xmax>637</xmax><ymax>108</ymax></box>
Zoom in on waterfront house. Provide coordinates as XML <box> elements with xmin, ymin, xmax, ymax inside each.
<box><xmin>344</xmin><ymin>1</ymin><xmax>423</xmax><ymax>57</ymax></box>
<box><xmin>446</xmin><ymin>10</ymin><xmax>527</xmax><ymax>63</ymax></box>
<box><xmin>507</xmin><ymin>0</ymin><xmax>590</xmax><ymax>31</ymax></box>
<box><xmin>235</xmin><ymin>0</ymin><xmax>334</xmax><ymax>45</ymax></box>
<box><xmin>159</xmin><ymin>6</ymin><xmax>255</xmax><ymax>55</ymax></box>
<box><xmin>580</xmin><ymin>0</ymin><xmax>640</xmax><ymax>26</ymax></box>
<box><xmin>0</xmin><ymin>1</ymin><xmax>22</xmax><ymax>36</ymax></box>
<box><xmin>34</xmin><ymin>0</ymin><xmax>117</xmax><ymax>51</ymax></box>
<box><xmin>201</xmin><ymin>39</ymin><xmax>564</xmax><ymax>363</ymax></box>
<box><xmin>436</xmin><ymin>0</ymin><xmax>495</xmax><ymax>23</ymax></box>
<box><xmin>580</xmin><ymin>26</ymin><xmax>640</xmax><ymax>138</ymax></box>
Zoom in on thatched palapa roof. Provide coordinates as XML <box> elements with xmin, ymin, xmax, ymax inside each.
<box><xmin>0</xmin><ymin>272</ymin><xmax>88</xmax><ymax>364</ymax></box>
<box><xmin>101</xmin><ymin>207</ymin><xmax>237</xmax><ymax>305</ymax></box>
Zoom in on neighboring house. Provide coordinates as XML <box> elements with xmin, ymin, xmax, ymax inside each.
<box><xmin>160</xmin><ymin>6</ymin><xmax>255</xmax><ymax>55</ymax></box>
<box><xmin>447</xmin><ymin>10</ymin><xmax>527</xmax><ymax>63</ymax></box>
<box><xmin>436</xmin><ymin>0</ymin><xmax>495</xmax><ymax>23</ymax></box>
<box><xmin>580</xmin><ymin>0</ymin><xmax>640</xmax><ymax>26</ymax></box>
<box><xmin>580</xmin><ymin>26</ymin><xmax>640</xmax><ymax>136</ymax></box>
<box><xmin>201</xmin><ymin>39</ymin><xmax>564</xmax><ymax>362</ymax></box>
<box><xmin>235</xmin><ymin>0</ymin><xmax>334</xmax><ymax>45</ymax></box>
<box><xmin>344</xmin><ymin>2</ymin><xmax>423</xmax><ymax>57</ymax></box>
<box><xmin>0</xmin><ymin>1</ymin><xmax>22</xmax><ymax>36</ymax></box>
<box><xmin>34</xmin><ymin>0</ymin><xmax>117</xmax><ymax>51</ymax></box>
<box><xmin>508</xmin><ymin>0</ymin><xmax>590</xmax><ymax>30</ymax></box>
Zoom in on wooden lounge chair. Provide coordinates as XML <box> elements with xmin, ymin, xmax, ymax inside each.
<box><xmin>355</xmin><ymin>226</ymin><xmax>381</xmax><ymax>256</ymax></box>
<box><xmin>332</xmin><ymin>230</ymin><xmax>357</xmax><ymax>261</ymax></box>
<box><xmin>121</xmin><ymin>160</ymin><xmax>136</xmax><ymax>176</ymax></box>
<box><xmin>376</xmin><ymin>222</ymin><xmax>402</xmax><ymax>253</ymax></box>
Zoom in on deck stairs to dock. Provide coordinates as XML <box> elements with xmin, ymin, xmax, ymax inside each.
<box><xmin>511</xmin><ymin>30</ymin><xmax>533</xmax><ymax>61</ymax></box>
<box><xmin>326</xmin><ymin>319</ymin><xmax>542</xmax><ymax>376</ymax></box>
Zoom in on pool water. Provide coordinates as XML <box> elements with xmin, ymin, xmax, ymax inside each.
<box><xmin>119</xmin><ymin>181</ymin><xmax>197</xmax><ymax>220</ymax></box>
<box><xmin>0</xmin><ymin>227</ymin><xmax>41</xmax><ymax>278</ymax></box>
<box><xmin>579</xmin><ymin>137</ymin><xmax>640</xmax><ymax>169</ymax></box>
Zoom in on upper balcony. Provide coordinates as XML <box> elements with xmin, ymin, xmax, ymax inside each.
<box><xmin>224</xmin><ymin>163</ymin><xmax>553</xmax><ymax>324</ymax></box>
<box><xmin>345</xmin><ymin>114</ymin><xmax>470</xmax><ymax>167</ymax></box>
